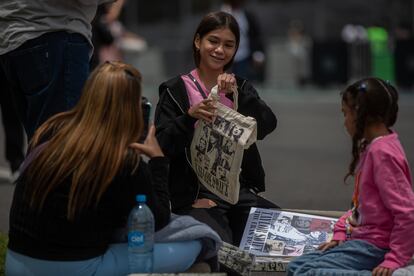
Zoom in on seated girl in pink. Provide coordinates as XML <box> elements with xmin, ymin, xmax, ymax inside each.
<box><xmin>288</xmin><ymin>77</ymin><xmax>414</xmax><ymax>276</ymax></box>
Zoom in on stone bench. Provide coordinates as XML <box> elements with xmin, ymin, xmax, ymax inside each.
<box><xmin>129</xmin><ymin>274</ymin><xmax>226</xmax><ymax>276</ymax></box>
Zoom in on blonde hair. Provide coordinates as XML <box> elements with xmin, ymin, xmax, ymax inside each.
<box><xmin>26</xmin><ymin>61</ymin><xmax>143</xmax><ymax>220</ymax></box>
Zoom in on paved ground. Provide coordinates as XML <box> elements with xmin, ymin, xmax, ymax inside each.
<box><xmin>259</xmin><ymin>88</ymin><xmax>414</xmax><ymax>212</ymax></box>
<box><xmin>1</xmin><ymin>87</ymin><xmax>413</xmax><ymax>234</ymax></box>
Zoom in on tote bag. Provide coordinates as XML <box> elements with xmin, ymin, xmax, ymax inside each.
<box><xmin>190</xmin><ymin>85</ymin><xmax>257</xmax><ymax>204</ymax></box>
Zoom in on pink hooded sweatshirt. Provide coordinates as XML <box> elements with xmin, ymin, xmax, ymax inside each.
<box><xmin>333</xmin><ymin>132</ymin><xmax>414</xmax><ymax>269</ymax></box>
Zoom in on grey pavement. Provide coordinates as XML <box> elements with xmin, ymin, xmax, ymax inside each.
<box><xmin>258</xmin><ymin>88</ymin><xmax>414</xmax><ymax>212</ymax></box>
<box><xmin>1</xmin><ymin>87</ymin><xmax>413</xmax><ymax>234</ymax></box>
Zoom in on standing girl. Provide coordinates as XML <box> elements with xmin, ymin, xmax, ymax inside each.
<box><xmin>154</xmin><ymin>11</ymin><xmax>278</xmax><ymax>246</ymax></box>
<box><xmin>287</xmin><ymin>77</ymin><xmax>414</xmax><ymax>276</ymax></box>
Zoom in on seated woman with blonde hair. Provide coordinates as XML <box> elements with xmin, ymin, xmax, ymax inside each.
<box><xmin>5</xmin><ymin>61</ymin><xmax>205</xmax><ymax>275</ymax></box>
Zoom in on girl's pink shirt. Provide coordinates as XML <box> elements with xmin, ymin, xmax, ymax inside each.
<box><xmin>181</xmin><ymin>69</ymin><xmax>234</xmax><ymax>109</ymax></box>
<box><xmin>333</xmin><ymin>132</ymin><xmax>414</xmax><ymax>269</ymax></box>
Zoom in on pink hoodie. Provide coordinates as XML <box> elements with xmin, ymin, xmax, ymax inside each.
<box><xmin>333</xmin><ymin>132</ymin><xmax>414</xmax><ymax>269</ymax></box>
<box><xmin>181</xmin><ymin>69</ymin><xmax>234</xmax><ymax>109</ymax></box>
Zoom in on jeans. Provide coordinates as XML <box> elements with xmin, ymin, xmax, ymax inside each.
<box><xmin>393</xmin><ymin>265</ymin><xmax>414</xmax><ymax>276</ymax></box>
<box><xmin>0</xmin><ymin>82</ymin><xmax>24</xmax><ymax>172</ymax></box>
<box><xmin>286</xmin><ymin>240</ymin><xmax>388</xmax><ymax>276</ymax></box>
<box><xmin>5</xmin><ymin>240</ymin><xmax>202</xmax><ymax>276</ymax></box>
<box><xmin>0</xmin><ymin>31</ymin><xmax>90</xmax><ymax>140</ymax></box>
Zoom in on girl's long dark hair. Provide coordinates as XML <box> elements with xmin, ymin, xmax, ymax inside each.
<box><xmin>342</xmin><ymin>77</ymin><xmax>399</xmax><ymax>182</ymax></box>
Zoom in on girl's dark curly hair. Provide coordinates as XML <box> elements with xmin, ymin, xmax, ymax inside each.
<box><xmin>341</xmin><ymin>77</ymin><xmax>399</xmax><ymax>182</ymax></box>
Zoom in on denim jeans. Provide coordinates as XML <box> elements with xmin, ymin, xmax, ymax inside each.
<box><xmin>286</xmin><ymin>240</ymin><xmax>388</xmax><ymax>276</ymax></box>
<box><xmin>5</xmin><ymin>240</ymin><xmax>202</xmax><ymax>276</ymax></box>
<box><xmin>0</xmin><ymin>80</ymin><xmax>24</xmax><ymax>172</ymax></box>
<box><xmin>0</xmin><ymin>31</ymin><xmax>90</xmax><ymax>140</ymax></box>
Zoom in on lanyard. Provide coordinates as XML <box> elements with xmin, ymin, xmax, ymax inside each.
<box><xmin>346</xmin><ymin>172</ymin><xmax>361</xmax><ymax>238</ymax></box>
<box><xmin>187</xmin><ymin>73</ymin><xmax>207</xmax><ymax>99</ymax></box>
<box><xmin>352</xmin><ymin>172</ymin><xmax>361</xmax><ymax>210</ymax></box>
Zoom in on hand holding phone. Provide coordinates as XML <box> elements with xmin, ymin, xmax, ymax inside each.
<box><xmin>130</xmin><ymin>125</ymin><xmax>164</xmax><ymax>158</ymax></box>
<box><xmin>139</xmin><ymin>97</ymin><xmax>152</xmax><ymax>143</ymax></box>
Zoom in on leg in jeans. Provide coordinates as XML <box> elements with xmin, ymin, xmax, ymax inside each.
<box><xmin>97</xmin><ymin>241</ymin><xmax>202</xmax><ymax>275</ymax></box>
<box><xmin>0</xmin><ymin>31</ymin><xmax>90</xmax><ymax>140</ymax></box>
<box><xmin>176</xmin><ymin>205</ymin><xmax>233</xmax><ymax>244</ymax></box>
<box><xmin>0</xmin><ymin>67</ymin><xmax>25</xmax><ymax>173</ymax></box>
<box><xmin>287</xmin><ymin>250</ymin><xmax>324</xmax><ymax>276</ymax></box>
<box><xmin>288</xmin><ymin>240</ymin><xmax>387</xmax><ymax>276</ymax></box>
<box><xmin>6</xmin><ymin>241</ymin><xmax>202</xmax><ymax>276</ymax></box>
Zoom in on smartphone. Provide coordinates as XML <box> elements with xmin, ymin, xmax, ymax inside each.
<box><xmin>139</xmin><ymin>97</ymin><xmax>152</xmax><ymax>143</ymax></box>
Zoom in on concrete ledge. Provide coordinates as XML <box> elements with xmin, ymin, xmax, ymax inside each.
<box><xmin>128</xmin><ymin>274</ymin><xmax>226</xmax><ymax>276</ymax></box>
<box><xmin>284</xmin><ymin>209</ymin><xmax>344</xmax><ymax>218</ymax></box>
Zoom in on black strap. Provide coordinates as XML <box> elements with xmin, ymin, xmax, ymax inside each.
<box><xmin>187</xmin><ymin>73</ymin><xmax>207</xmax><ymax>99</ymax></box>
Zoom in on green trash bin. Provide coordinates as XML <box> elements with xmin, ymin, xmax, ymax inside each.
<box><xmin>367</xmin><ymin>26</ymin><xmax>395</xmax><ymax>82</ymax></box>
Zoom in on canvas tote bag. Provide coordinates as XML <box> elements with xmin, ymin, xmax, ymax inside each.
<box><xmin>190</xmin><ymin>85</ymin><xmax>257</xmax><ymax>204</ymax></box>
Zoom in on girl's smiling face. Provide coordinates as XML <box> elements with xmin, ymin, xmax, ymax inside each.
<box><xmin>195</xmin><ymin>27</ymin><xmax>237</xmax><ymax>72</ymax></box>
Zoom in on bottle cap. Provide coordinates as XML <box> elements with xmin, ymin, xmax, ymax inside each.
<box><xmin>136</xmin><ymin>194</ymin><xmax>146</xmax><ymax>203</ymax></box>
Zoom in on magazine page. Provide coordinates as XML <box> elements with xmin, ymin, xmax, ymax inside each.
<box><xmin>239</xmin><ymin>208</ymin><xmax>337</xmax><ymax>257</ymax></box>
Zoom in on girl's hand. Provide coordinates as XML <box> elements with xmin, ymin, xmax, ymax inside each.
<box><xmin>217</xmin><ymin>72</ymin><xmax>237</xmax><ymax>94</ymax></box>
<box><xmin>372</xmin><ymin>266</ymin><xmax>394</xmax><ymax>276</ymax></box>
<box><xmin>192</xmin><ymin>198</ymin><xmax>217</xmax><ymax>208</ymax></box>
<box><xmin>129</xmin><ymin>125</ymin><xmax>164</xmax><ymax>158</ymax></box>
<box><xmin>188</xmin><ymin>98</ymin><xmax>216</xmax><ymax>122</ymax></box>
<box><xmin>318</xmin><ymin>240</ymin><xmax>343</xmax><ymax>251</ymax></box>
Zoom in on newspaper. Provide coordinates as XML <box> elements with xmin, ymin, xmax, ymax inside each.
<box><xmin>240</xmin><ymin>208</ymin><xmax>337</xmax><ymax>257</ymax></box>
<box><xmin>218</xmin><ymin>243</ymin><xmax>289</xmax><ymax>275</ymax></box>
<box><xmin>252</xmin><ymin>256</ymin><xmax>290</xmax><ymax>272</ymax></box>
<box><xmin>190</xmin><ymin>85</ymin><xmax>257</xmax><ymax>204</ymax></box>
<box><xmin>218</xmin><ymin>242</ymin><xmax>255</xmax><ymax>276</ymax></box>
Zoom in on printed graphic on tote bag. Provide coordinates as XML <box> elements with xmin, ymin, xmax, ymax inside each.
<box><xmin>191</xmin><ymin>86</ymin><xmax>257</xmax><ymax>204</ymax></box>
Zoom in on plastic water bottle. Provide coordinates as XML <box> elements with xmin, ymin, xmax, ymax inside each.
<box><xmin>128</xmin><ymin>194</ymin><xmax>154</xmax><ymax>273</ymax></box>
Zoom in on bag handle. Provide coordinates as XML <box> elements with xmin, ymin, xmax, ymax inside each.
<box><xmin>188</xmin><ymin>73</ymin><xmax>238</xmax><ymax>110</ymax></box>
<box><xmin>210</xmin><ymin>85</ymin><xmax>238</xmax><ymax>111</ymax></box>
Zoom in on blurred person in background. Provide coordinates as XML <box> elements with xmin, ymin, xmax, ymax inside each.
<box><xmin>341</xmin><ymin>24</ymin><xmax>370</xmax><ymax>83</ymax></box>
<box><xmin>221</xmin><ymin>0</ymin><xmax>266</xmax><ymax>83</ymax></box>
<box><xmin>287</xmin><ymin>19</ymin><xmax>311</xmax><ymax>87</ymax></box>
<box><xmin>91</xmin><ymin>0</ymin><xmax>147</xmax><ymax>70</ymax></box>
